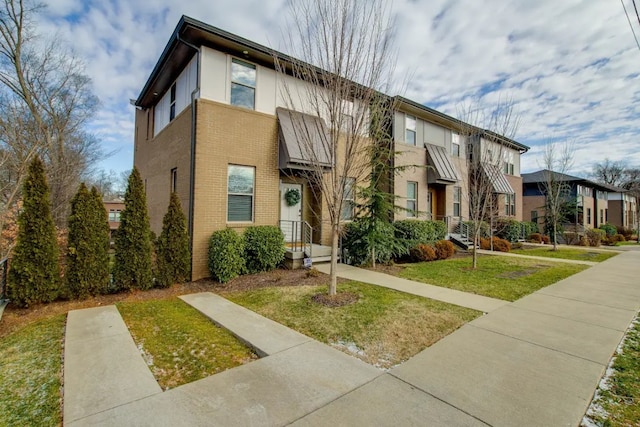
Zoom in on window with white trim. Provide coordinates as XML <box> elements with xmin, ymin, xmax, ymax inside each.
<box><xmin>227</xmin><ymin>165</ymin><xmax>254</xmax><ymax>222</ymax></box>
<box><xmin>340</xmin><ymin>177</ymin><xmax>355</xmax><ymax>221</ymax></box>
<box><xmin>109</xmin><ymin>210</ymin><xmax>121</xmax><ymax>222</ymax></box>
<box><xmin>230</xmin><ymin>59</ymin><xmax>256</xmax><ymax>110</ymax></box>
<box><xmin>407</xmin><ymin>182</ymin><xmax>417</xmax><ymax>217</ymax></box>
<box><xmin>405</xmin><ymin>115</ymin><xmax>416</xmax><ymax>146</ymax></box>
<box><xmin>451</xmin><ymin>133</ymin><xmax>460</xmax><ymax>157</ymax></box>
<box><xmin>453</xmin><ymin>186</ymin><xmax>461</xmax><ymax>217</ymax></box>
<box><xmin>505</xmin><ymin>193</ymin><xmax>515</xmax><ymax>216</ymax></box>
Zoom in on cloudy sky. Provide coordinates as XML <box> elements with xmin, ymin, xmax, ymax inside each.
<box><xmin>39</xmin><ymin>0</ymin><xmax>640</xmax><ymax>177</ymax></box>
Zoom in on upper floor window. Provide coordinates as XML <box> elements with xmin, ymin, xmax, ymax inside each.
<box><xmin>451</xmin><ymin>133</ymin><xmax>460</xmax><ymax>157</ymax></box>
<box><xmin>505</xmin><ymin>193</ymin><xmax>515</xmax><ymax>216</ymax></box>
<box><xmin>171</xmin><ymin>168</ymin><xmax>177</xmax><ymax>194</ymax></box>
<box><xmin>406</xmin><ymin>182</ymin><xmax>417</xmax><ymax>217</ymax></box>
<box><xmin>169</xmin><ymin>83</ymin><xmax>176</xmax><ymax>121</ymax></box>
<box><xmin>231</xmin><ymin>59</ymin><xmax>256</xmax><ymax>110</ymax></box>
<box><xmin>453</xmin><ymin>186</ymin><xmax>461</xmax><ymax>217</ymax></box>
<box><xmin>109</xmin><ymin>209</ymin><xmax>121</xmax><ymax>222</ymax></box>
<box><xmin>405</xmin><ymin>115</ymin><xmax>416</xmax><ymax>146</ymax></box>
<box><xmin>227</xmin><ymin>165</ymin><xmax>255</xmax><ymax>222</ymax></box>
<box><xmin>341</xmin><ymin>177</ymin><xmax>355</xmax><ymax>221</ymax></box>
<box><xmin>503</xmin><ymin>151</ymin><xmax>514</xmax><ymax>175</ymax></box>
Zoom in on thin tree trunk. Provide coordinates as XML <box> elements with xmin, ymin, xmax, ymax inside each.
<box><xmin>371</xmin><ymin>246</ymin><xmax>376</xmax><ymax>269</ymax></box>
<box><xmin>329</xmin><ymin>224</ymin><xmax>339</xmax><ymax>296</ymax></box>
<box><xmin>472</xmin><ymin>232</ymin><xmax>478</xmax><ymax>269</ymax></box>
<box><xmin>553</xmin><ymin>223</ymin><xmax>557</xmax><ymax>250</ymax></box>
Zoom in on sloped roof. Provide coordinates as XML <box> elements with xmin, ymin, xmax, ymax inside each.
<box><xmin>482</xmin><ymin>162</ymin><xmax>514</xmax><ymax>194</ymax></box>
<box><xmin>277</xmin><ymin>108</ymin><xmax>332</xmax><ymax>170</ymax></box>
<box><xmin>522</xmin><ymin>169</ymin><xmax>612</xmax><ymax>192</ymax></box>
<box><xmin>425</xmin><ymin>144</ymin><xmax>459</xmax><ymax>184</ymax></box>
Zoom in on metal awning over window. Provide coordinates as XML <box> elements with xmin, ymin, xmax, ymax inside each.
<box><xmin>481</xmin><ymin>162</ymin><xmax>514</xmax><ymax>194</ymax></box>
<box><xmin>425</xmin><ymin>144</ymin><xmax>459</xmax><ymax>184</ymax></box>
<box><xmin>277</xmin><ymin>108</ymin><xmax>332</xmax><ymax>170</ymax></box>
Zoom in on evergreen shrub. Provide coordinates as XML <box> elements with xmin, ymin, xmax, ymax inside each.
<box><xmin>243</xmin><ymin>225</ymin><xmax>285</xmax><ymax>274</ymax></box>
<box><xmin>208</xmin><ymin>228</ymin><xmax>244</xmax><ymax>283</ymax></box>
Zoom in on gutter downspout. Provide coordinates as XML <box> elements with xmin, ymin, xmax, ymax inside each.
<box><xmin>177</xmin><ymin>33</ymin><xmax>200</xmax><ymax>281</ymax></box>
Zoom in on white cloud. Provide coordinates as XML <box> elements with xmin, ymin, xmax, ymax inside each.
<box><xmin>40</xmin><ymin>0</ymin><xmax>640</xmax><ymax>178</ymax></box>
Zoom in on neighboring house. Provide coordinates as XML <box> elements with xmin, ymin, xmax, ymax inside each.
<box><xmin>522</xmin><ymin>170</ymin><xmax>612</xmax><ymax>232</ymax></box>
<box><xmin>390</xmin><ymin>96</ymin><xmax>529</xmax><ymax>230</ymax></box>
<box><xmin>103</xmin><ymin>200</ymin><xmax>124</xmax><ymax>243</ymax></box>
<box><xmin>600</xmin><ymin>183</ymin><xmax>638</xmax><ymax>231</ymax></box>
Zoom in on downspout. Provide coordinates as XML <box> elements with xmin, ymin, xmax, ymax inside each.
<box><xmin>177</xmin><ymin>33</ymin><xmax>200</xmax><ymax>281</ymax></box>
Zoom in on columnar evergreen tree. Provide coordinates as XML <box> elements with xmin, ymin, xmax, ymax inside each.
<box><xmin>155</xmin><ymin>192</ymin><xmax>191</xmax><ymax>287</ymax></box>
<box><xmin>89</xmin><ymin>186</ymin><xmax>111</xmax><ymax>293</ymax></box>
<box><xmin>7</xmin><ymin>156</ymin><xmax>60</xmax><ymax>306</ymax></box>
<box><xmin>66</xmin><ymin>184</ymin><xmax>110</xmax><ymax>298</ymax></box>
<box><xmin>113</xmin><ymin>168</ymin><xmax>152</xmax><ymax>291</ymax></box>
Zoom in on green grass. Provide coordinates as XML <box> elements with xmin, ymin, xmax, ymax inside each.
<box><xmin>0</xmin><ymin>315</ymin><xmax>65</xmax><ymax>426</ymax></box>
<box><xmin>615</xmin><ymin>240</ymin><xmax>639</xmax><ymax>246</ymax></box>
<box><xmin>224</xmin><ymin>281</ymin><xmax>479</xmax><ymax>368</ymax></box>
<box><xmin>588</xmin><ymin>317</ymin><xmax>640</xmax><ymax>426</ymax></box>
<box><xmin>511</xmin><ymin>247</ymin><xmax>618</xmax><ymax>262</ymax></box>
<box><xmin>398</xmin><ymin>256</ymin><xmax>588</xmax><ymax>301</ymax></box>
<box><xmin>117</xmin><ymin>298</ymin><xmax>257</xmax><ymax>390</ymax></box>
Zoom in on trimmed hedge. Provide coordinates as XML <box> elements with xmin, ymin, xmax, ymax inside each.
<box><xmin>243</xmin><ymin>226</ymin><xmax>286</xmax><ymax>274</ymax></box>
<box><xmin>434</xmin><ymin>240</ymin><xmax>455</xmax><ymax>260</ymax></box>
<box><xmin>394</xmin><ymin>220</ymin><xmax>447</xmax><ymax>254</ymax></box>
<box><xmin>208</xmin><ymin>229</ymin><xmax>245</xmax><ymax>283</ymax></box>
<box><xmin>599</xmin><ymin>223</ymin><xmax>617</xmax><ymax>237</ymax></box>
<box><xmin>480</xmin><ymin>237</ymin><xmax>511</xmax><ymax>252</ymax></box>
<box><xmin>409</xmin><ymin>244</ymin><xmax>437</xmax><ymax>262</ymax></box>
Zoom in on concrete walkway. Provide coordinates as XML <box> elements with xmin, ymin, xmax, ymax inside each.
<box><xmin>315</xmin><ymin>263</ymin><xmax>508</xmax><ymax>312</ymax></box>
<box><xmin>62</xmin><ymin>250</ymin><xmax>640</xmax><ymax>426</ymax></box>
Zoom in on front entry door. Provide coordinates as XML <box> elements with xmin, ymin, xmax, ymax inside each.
<box><xmin>280</xmin><ymin>183</ymin><xmax>303</xmax><ymax>242</ymax></box>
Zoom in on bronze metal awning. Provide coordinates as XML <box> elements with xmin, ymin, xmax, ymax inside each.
<box><xmin>277</xmin><ymin>108</ymin><xmax>332</xmax><ymax>170</ymax></box>
<box><xmin>481</xmin><ymin>162</ymin><xmax>514</xmax><ymax>194</ymax></box>
<box><xmin>425</xmin><ymin>144</ymin><xmax>459</xmax><ymax>184</ymax></box>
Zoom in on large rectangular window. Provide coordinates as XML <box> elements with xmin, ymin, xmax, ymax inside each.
<box><xmin>405</xmin><ymin>115</ymin><xmax>416</xmax><ymax>146</ymax></box>
<box><xmin>109</xmin><ymin>210</ymin><xmax>121</xmax><ymax>222</ymax></box>
<box><xmin>453</xmin><ymin>186</ymin><xmax>461</xmax><ymax>217</ymax></box>
<box><xmin>451</xmin><ymin>133</ymin><xmax>460</xmax><ymax>157</ymax></box>
<box><xmin>230</xmin><ymin>59</ymin><xmax>256</xmax><ymax>110</ymax></box>
<box><xmin>505</xmin><ymin>193</ymin><xmax>515</xmax><ymax>216</ymax></box>
<box><xmin>600</xmin><ymin>209</ymin><xmax>604</xmax><ymax>224</ymax></box>
<box><xmin>340</xmin><ymin>177</ymin><xmax>355</xmax><ymax>221</ymax></box>
<box><xmin>227</xmin><ymin>165</ymin><xmax>254</xmax><ymax>222</ymax></box>
<box><xmin>406</xmin><ymin>182</ymin><xmax>417</xmax><ymax>217</ymax></box>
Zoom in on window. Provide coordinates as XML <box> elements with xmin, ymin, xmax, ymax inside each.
<box><xmin>405</xmin><ymin>115</ymin><xmax>416</xmax><ymax>145</ymax></box>
<box><xmin>467</xmin><ymin>143</ymin><xmax>474</xmax><ymax>162</ymax></box>
<box><xmin>426</xmin><ymin>191</ymin><xmax>432</xmax><ymax>219</ymax></box>
<box><xmin>227</xmin><ymin>165</ymin><xmax>254</xmax><ymax>222</ymax></box>
<box><xmin>171</xmin><ymin>168</ymin><xmax>177</xmax><ymax>194</ymax></box>
<box><xmin>406</xmin><ymin>182</ymin><xmax>417</xmax><ymax>217</ymax></box>
<box><xmin>605</xmin><ymin>209</ymin><xmax>608</xmax><ymax>222</ymax></box>
<box><xmin>109</xmin><ymin>210</ymin><xmax>121</xmax><ymax>222</ymax></box>
<box><xmin>503</xmin><ymin>152</ymin><xmax>514</xmax><ymax>175</ymax></box>
<box><xmin>340</xmin><ymin>178</ymin><xmax>355</xmax><ymax>221</ymax></box>
<box><xmin>587</xmin><ymin>207</ymin><xmax>592</xmax><ymax>224</ymax></box>
<box><xmin>169</xmin><ymin>83</ymin><xmax>176</xmax><ymax>121</ymax></box>
<box><xmin>505</xmin><ymin>193</ymin><xmax>515</xmax><ymax>216</ymax></box>
<box><xmin>451</xmin><ymin>133</ymin><xmax>460</xmax><ymax>157</ymax></box>
<box><xmin>230</xmin><ymin>59</ymin><xmax>256</xmax><ymax>110</ymax></box>
<box><xmin>600</xmin><ymin>209</ymin><xmax>604</xmax><ymax>224</ymax></box>
<box><xmin>531</xmin><ymin>210</ymin><xmax>538</xmax><ymax>222</ymax></box>
<box><xmin>453</xmin><ymin>186</ymin><xmax>461</xmax><ymax>217</ymax></box>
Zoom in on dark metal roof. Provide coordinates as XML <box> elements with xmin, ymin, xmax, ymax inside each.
<box><xmin>522</xmin><ymin>169</ymin><xmax>613</xmax><ymax>192</ymax></box>
<box><xmin>425</xmin><ymin>144</ymin><xmax>459</xmax><ymax>184</ymax></box>
<box><xmin>482</xmin><ymin>162</ymin><xmax>514</xmax><ymax>194</ymax></box>
<box><xmin>277</xmin><ymin>108</ymin><xmax>332</xmax><ymax>170</ymax></box>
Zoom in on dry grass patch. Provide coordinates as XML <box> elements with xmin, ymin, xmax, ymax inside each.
<box><xmin>223</xmin><ymin>282</ymin><xmax>479</xmax><ymax>369</ymax></box>
<box><xmin>117</xmin><ymin>298</ymin><xmax>257</xmax><ymax>390</ymax></box>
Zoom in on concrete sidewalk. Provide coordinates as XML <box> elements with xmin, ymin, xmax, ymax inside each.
<box><xmin>63</xmin><ymin>251</ymin><xmax>640</xmax><ymax>426</ymax></box>
<box><xmin>315</xmin><ymin>263</ymin><xmax>508</xmax><ymax>312</ymax></box>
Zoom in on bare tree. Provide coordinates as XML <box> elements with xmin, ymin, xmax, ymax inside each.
<box><xmin>591</xmin><ymin>158</ymin><xmax>627</xmax><ymax>187</ymax></box>
<box><xmin>0</xmin><ymin>0</ymin><xmax>102</xmax><ymax>229</ymax></box>
<box><xmin>276</xmin><ymin>0</ymin><xmax>396</xmax><ymax>296</ymax></box>
<box><xmin>458</xmin><ymin>98</ymin><xmax>521</xmax><ymax>268</ymax></box>
<box><xmin>539</xmin><ymin>141</ymin><xmax>574</xmax><ymax>250</ymax></box>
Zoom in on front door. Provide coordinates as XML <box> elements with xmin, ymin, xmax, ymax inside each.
<box><xmin>280</xmin><ymin>183</ymin><xmax>303</xmax><ymax>242</ymax></box>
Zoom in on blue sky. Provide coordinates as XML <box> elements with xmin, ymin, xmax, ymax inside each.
<box><xmin>40</xmin><ymin>0</ymin><xmax>640</xmax><ymax>177</ymax></box>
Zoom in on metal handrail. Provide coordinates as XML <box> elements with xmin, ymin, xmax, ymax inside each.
<box><xmin>279</xmin><ymin>220</ymin><xmax>313</xmax><ymax>257</ymax></box>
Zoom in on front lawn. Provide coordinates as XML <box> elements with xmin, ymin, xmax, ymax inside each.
<box><xmin>0</xmin><ymin>315</ymin><xmax>65</xmax><ymax>426</ymax></box>
<box><xmin>511</xmin><ymin>247</ymin><xmax>618</xmax><ymax>262</ymax></box>
<box><xmin>223</xmin><ymin>281</ymin><xmax>480</xmax><ymax>368</ymax></box>
<box><xmin>585</xmin><ymin>316</ymin><xmax>640</xmax><ymax>426</ymax></box>
<box><xmin>397</xmin><ymin>255</ymin><xmax>588</xmax><ymax>301</ymax></box>
<box><xmin>117</xmin><ymin>298</ymin><xmax>258</xmax><ymax>390</ymax></box>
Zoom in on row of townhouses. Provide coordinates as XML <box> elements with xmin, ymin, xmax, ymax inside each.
<box><xmin>132</xmin><ymin>16</ymin><xmax>637</xmax><ymax>280</ymax></box>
